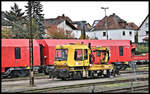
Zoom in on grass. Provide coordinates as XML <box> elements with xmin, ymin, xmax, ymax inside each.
<box><xmin>104</xmin><ymin>81</ymin><xmax>145</xmax><ymax>88</ymax></box>
<box><xmin>135</xmin><ymin>43</ymin><xmax>149</xmax><ymax>55</ymax></box>
<box><xmin>100</xmin><ymin>81</ymin><xmax>148</xmax><ymax>93</ymax></box>
<box><xmin>126</xmin><ymin>65</ymin><xmax>149</xmax><ymax>71</ymax></box>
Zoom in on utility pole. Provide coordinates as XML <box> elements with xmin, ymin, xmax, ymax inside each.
<box><xmin>29</xmin><ymin>1</ymin><xmax>34</xmax><ymax>86</ymax></box>
<box><xmin>83</xmin><ymin>25</ymin><xmax>86</xmax><ymax>39</ymax></box>
<box><xmin>80</xmin><ymin>21</ymin><xmax>86</xmax><ymax>39</ymax></box>
<box><xmin>101</xmin><ymin>7</ymin><xmax>109</xmax><ymax>40</ymax></box>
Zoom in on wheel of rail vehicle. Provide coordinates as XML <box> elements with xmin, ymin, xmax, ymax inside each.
<box><xmin>69</xmin><ymin>71</ymin><xmax>81</xmax><ymax>80</ymax></box>
<box><xmin>61</xmin><ymin>77</ymin><xmax>69</xmax><ymax>81</ymax></box>
<box><xmin>76</xmin><ymin>71</ymin><xmax>82</xmax><ymax>80</ymax></box>
<box><xmin>72</xmin><ymin>71</ymin><xmax>78</xmax><ymax>80</ymax></box>
<box><xmin>120</xmin><ymin>64</ymin><xmax>128</xmax><ymax>70</ymax></box>
<box><xmin>97</xmin><ymin>71</ymin><xmax>103</xmax><ymax>77</ymax></box>
<box><xmin>111</xmin><ymin>68</ymin><xmax>116</xmax><ymax>77</ymax></box>
<box><xmin>88</xmin><ymin>71</ymin><xmax>94</xmax><ymax>78</ymax></box>
<box><xmin>18</xmin><ymin>70</ymin><xmax>29</xmax><ymax>77</ymax></box>
<box><xmin>44</xmin><ymin>70</ymin><xmax>49</xmax><ymax>75</ymax></box>
<box><xmin>9</xmin><ymin>71</ymin><xmax>19</xmax><ymax>78</ymax></box>
<box><xmin>103</xmin><ymin>70</ymin><xmax>111</xmax><ymax>78</ymax></box>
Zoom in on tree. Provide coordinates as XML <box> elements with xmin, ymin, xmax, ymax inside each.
<box><xmin>25</xmin><ymin>1</ymin><xmax>45</xmax><ymax>39</ymax></box>
<box><xmin>2</xmin><ymin>3</ymin><xmax>27</xmax><ymax>38</ymax></box>
<box><xmin>3</xmin><ymin>3</ymin><xmax>25</xmax><ymax>22</ymax></box>
<box><xmin>135</xmin><ymin>31</ymin><xmax>138</xmax><ymax>43</ymax></box>
<box><xmin>2</xmin><ymin>27</ymin><xmax>13</xmax><ymax>39</ymax></box>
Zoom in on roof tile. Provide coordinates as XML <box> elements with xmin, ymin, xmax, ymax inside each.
<box><xmin>94</xmin><ymin>13</ymin><xmax>138</xmax><ymax>30</ymax></box>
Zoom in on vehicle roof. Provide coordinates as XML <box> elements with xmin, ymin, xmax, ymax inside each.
<box><xmin>56</xmin><ymin>44</ymin><xmax>89</xmax><ymax>49</ymax></box>
<box><xmin>43</xmin><ymin>39</ymin><xmax>130</xmax><ymax>46</ymax></box>
<box><xmin>2</xmin><ymin>39</ymin><xmax>39</xmax><ymax>47</ymax></box>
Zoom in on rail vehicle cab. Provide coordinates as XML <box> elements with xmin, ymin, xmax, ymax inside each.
<box><xmin>91</xmin><ymin>46</ymin><xmax>110</xmax><ymax>64</ymax></box>
<box><xmin>54</xmin><ymin>43</ymin><xmax>91</xmax><ymax>69</ymax></box>
<box><xmin>49</xmin><ymin>42</ymin><xmax>113</xmax><ymax>80</ymax></box>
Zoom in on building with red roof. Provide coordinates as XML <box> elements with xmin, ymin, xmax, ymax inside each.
<box><xmin>86</xmin><ymin>13</ymin><xmax>138</xmax><ymax>42</ymax></box>
<box><xmin>138</xmin><ymin>15</ymin><xmax>149</xmax><ymax>43</ymax></box>
<box><xmin>44</xmin><ymin>14</ymin><xmax>78</xmax><ymax>39</ymax></box>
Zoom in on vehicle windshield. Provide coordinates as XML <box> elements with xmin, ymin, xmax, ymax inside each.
<box><xmin>55</xmin><ymin>49</ymin><xmax>68</xmax><ymax>61</ymax></box>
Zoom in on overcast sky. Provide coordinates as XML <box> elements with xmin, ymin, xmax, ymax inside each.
<box><xmin>1</xmin><ymin>1</ymin><xmax>149</xmax><ymax>26</ymax></box>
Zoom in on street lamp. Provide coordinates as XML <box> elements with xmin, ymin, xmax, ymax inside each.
<box><xmin>101</xmin><ymin>7</ymin><xmax>109</xmax><ymax>40</ymax></box>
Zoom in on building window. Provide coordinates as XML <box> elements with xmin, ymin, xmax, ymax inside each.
<box><xmin>129</xmin><ymin>31</ymin><xmax>132</xmax><ymax>35</ymax></box>
<box><xmin>119</xmin><ymin>46</ymin><xmax>123</xmax><ymax>56</ymax></box>
<box><xmin>103</xmin><ymin>32</ymin><xmax>106</xmax><ymax>36</ymax></box>
<box><xmin>66</xmin><ymin>30</ymin><xmax>70</xmax><ymax>34</ymax></box>
<box><xmin>146</xmin><ymin>31</ymin><xmax>149</xmax><ymax>35</ymax></box>
<box><xmin>146</xmin><ymin>23</ymin><xmax>149</xmax><ymax>27</ymax></box>
<box><xmin>123</xmin><ymin>31</ymin><xmax>125</xmax><ymax>36</ymax></box>
<box><xmin>15</xmin><ymin>47</ymin><xmax>21</xmax><ymax>59</ymax></box>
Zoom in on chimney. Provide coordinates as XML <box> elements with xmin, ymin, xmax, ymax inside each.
<box><xmin>62</xmin><ymin>14</ymin><xmax>65</xmax><ymax>18</ymax></box>
<box><xmin>113</xmin><ymin>13</ymin><xmax>115</xmax><ymax>16</ymax></box>
<box><xmin>57</xmin><ymin>16</ymin><xmax>62</xmax><ymax>20</ymax></box>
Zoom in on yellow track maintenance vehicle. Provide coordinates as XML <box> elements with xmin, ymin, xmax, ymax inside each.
<box><xmin>49</xmin><ymin>43</ymin><xmax>114</xmax><ymax>80</ymax></box>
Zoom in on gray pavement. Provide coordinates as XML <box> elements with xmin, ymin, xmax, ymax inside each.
<box><xmin>2</xmin><ymin>73</ymin><xmax>148</xmax><ymax>93</ymax></box>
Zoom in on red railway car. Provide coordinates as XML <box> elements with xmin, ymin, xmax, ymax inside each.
<box><xmin>37</xmin><ymin>39</ymin><xmax>56</xmax><ymax>66</ymax></box>
<box><xmin>36</xmin><ymin>39</ymin><xmax>57</xmax><ymax>74</ymax></box>
<box><xmin>132</xmin><ymin>53</ymin><xmax>149</xmax><ymax>64</ymax></box>
<box><xmin>38</xmin><ymin>39</ymin><xmax>134</xmax><ymax>72</ymax></box>
<box><xmin>40</xmin><ymin>39</ymin><xmax>133</xmax><ymax>64</ymax></box>
<box><xmin>130</xmin><ymin>43</ymin><xmax>149</xmax><ymax>64</ymax></box>
<box><xmin>2</xmin><ymin>39</ymin><xmax>148</xmax><ymax>77</ymax></box>
<box><xmin>1</xmin><ymin>39</ymin><xmax>41</xmax><ymax>77</ymax></box>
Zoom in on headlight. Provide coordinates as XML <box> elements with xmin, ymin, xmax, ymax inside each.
<box><xmin>70</xmin><ymin>67</ymin><xmax>74</xmax><ymax>70</ymax></box>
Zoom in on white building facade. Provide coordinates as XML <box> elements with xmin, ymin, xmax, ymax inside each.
<box><xmin>86</xmin><ymin>29</ymin><xmax>136</xmax><ymax>42</ymax></box>
<box><xmin>57</xmin><ymin>21</ymin><xmax>73</xmax><ymax>32</ymax></box>
<box><xmin>138</xmin><ymin>16</ymin><xmax>149</xmax><ymax>43</ymax></box>
<box><xmin>72</xmin><ymin>30</ymin><xmax>81</xmax><ymax>39</ymax></box>
<box><xmin>57</xmin><ymin>21</ymin><xmax>82</xmax><ymax>39</ymax></box>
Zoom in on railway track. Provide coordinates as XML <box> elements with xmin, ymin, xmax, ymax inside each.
<box><xmin>2</xmin><ymin>63</ymin><xmax>148</xmax><ymax>81</ymax></box>
<box><xmin>120</xmin><ymin>70</ymin><xmax>148</xmax><ymax>74</ymax></box>
<box><xmin>101</xmin><ymin>85</ymin><xmax>148</xmax><ymax>93</ymax></box>
<box><xmin>15</xmin><ymin>77</ymin><xmax>148</xmax><ymax>93</ymax></box>
<box><xmin>2</xmin><ymin>70</ymin><xmax>148</xmax><ymax>82</ymax></box>
<box><xmin>136</xmin><ymin>63</ymin><xmax>148</xmax><ymax>66</ymax></box>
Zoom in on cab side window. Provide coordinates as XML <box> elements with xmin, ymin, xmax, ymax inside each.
<box><xmin>84</xmin><ymin>49</ymin><xmax>88</xmax><ymax>60</ymax></box>
<box><xmin>119</xmin><ymin>46</ymin><xmax>123</xmax><ymax>56</ymax></box>
<box><xmin>15</xmin><ymin>47</ymin><xmax>21</xmax><ymax>59</ymax></box>
<box><xmin>96</xmin><ymin>50</ymin><xmax>101</xmax><ymax>56</ymax></box>
<box><xmin>74</xmin><ymin>49</ymin><xmax>83</xmax><ymax>61</ymax></box>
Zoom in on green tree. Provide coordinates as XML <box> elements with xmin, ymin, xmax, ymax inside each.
<box><xmin>25</xmin><ymin>1</ymin><xmax>45</xmax><ymax>39</ymax></box>
<box><xmin>3</xmin><ymin>3</ymin><xmax>25</xmax><ymax>22</ymax></box>
<box><xmin>135</xmin><ymin>31</ymin><xmax>138</xmax><ymax>43</ymax></box>
<box><xmin>3</xmin><ymin>3</ymin><xmax>27</xmax><ymax>38</ymax></box>
<box><xmin>2</xmin><ymin>27</ymin><xmax>13</xmax><ymax>39</ymax></box>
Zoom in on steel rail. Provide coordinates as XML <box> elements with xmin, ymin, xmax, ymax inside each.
<box><xmin>101</xmin><ymin>85</ymin><xmax>148</xmax><ymax>93</ymax></box>
<box><xmin>15</xmin><ymin>77</ymin><xmax>148</xmax><ymax>93</ymax></box>
<box><xmin>2</xmin><ymin>71</ymin><xmax>148</xmax><ymax>82</ymax></box>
